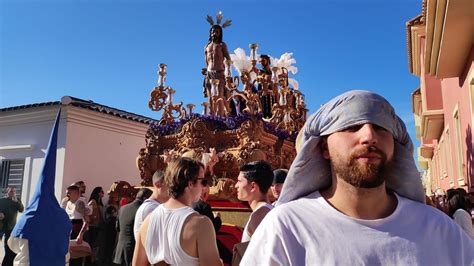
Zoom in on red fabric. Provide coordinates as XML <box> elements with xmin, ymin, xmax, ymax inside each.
<box><xmin>120</xmin><ymin>197</ymin><xmax>129</xmax><ymax>206</ymax></box>
<box><xmin>219</xmin><ymin>224</ymin><xmax>243</xmax><ymax>243</ymax></box>
<box><xmin>209</xmin><ymin>200</ymin><xmax>249</xmax><ymax>209</ymax></box>
<box><xmin>217</xmin><ymin>234</ymin><xmax>238</xmax><ymax>254</ymax></box>
<box><xmin>217</xmin><ymin>224</ymin><xmax>244</xmax><ymax>264</ymax></box>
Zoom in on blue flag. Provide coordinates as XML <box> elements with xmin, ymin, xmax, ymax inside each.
<box><xmin>11</xmin><ymin>109</ymin><xmax>72</xmax><ymax>266</ymax></box>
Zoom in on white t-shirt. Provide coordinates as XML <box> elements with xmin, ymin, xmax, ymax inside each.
<box><xmin>241</xmin><ymin>191</ymin><xmax>474</xmax><ymax>265</ymax></box>
<box><xmin>453</xmin><ymin>208</ymin><xmax>474</xmax><ymax>239</ymax></box>
<box><xmin>63</xmin><ymin>198</ymin><xmax>88</xmax><ymax>220</ymax></box>
<box><xmin>134</xmin><ymin>198</ymin><xmax>160</xmax><ymax>240</ymax></box>
<box><xmin>242</xmin><ymin>202</ymin><xmax>273</xmax><ymax>242</ymax></box>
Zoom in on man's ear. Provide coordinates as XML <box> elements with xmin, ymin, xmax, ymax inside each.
<box><xmin>321</xmin><ymin>138</ymin><xmax>330</xmax><ymax>159</ymax></box>
<box><xmin>250</xmin><ymin>181</ymin><xmax>258</xmax><ymax>193</ymax></box>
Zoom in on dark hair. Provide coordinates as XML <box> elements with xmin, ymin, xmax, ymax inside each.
<box><xmin>456</xmin><ymin>188</ymin><xmax>467</xmax><ymax>197</ymax></box>
<box><xmin>89</xmin><ymin>186</ymin><xmax>104</xmax><ymax>207</ymax></box>
<box><xmin>208</xmin><ymin>25</ymin><xmax>223</xmax><ymax>43</ymax></box>
<box><xmin>447</xmin><ymin>194</ymin><xmax>470</xmax><ymax>218</ymax></box>
<box><xmin>446</xmin><ymin>188</ymin><xmax>457</xmax><ymax>200</ymax></box>
<box><xmin>136</xmin><ymin>188</ymin><xmax>153</xmax><ymax>201</ymax></box>
<box><xmin>166</xmin><ymin>157</ymin><xmax>204</xmax><ymax>198</ymax></box>
<box><xmin>273</xmin><ymin>169</ymin><xmax>288</xmax><ymax>184</ymax></box>
<box><xmin>239</xmin><ymin>160</ymin><xmax>274</xmax><ymax>194</ymax></box>
<box><xmin>260</xmin><ymin>54</ymin><xmax>270</xmax><ymax>61</ymax></box>
<box><xmin>105</xmin><ymin>205</ymin><xmax>117</xmax><ymax>219</ymax></box>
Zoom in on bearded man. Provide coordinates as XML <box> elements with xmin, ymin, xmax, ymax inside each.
<box><xmin>242</xmin><ymin>90</ymin><xmax>474</xmax><ymax>265</ymax></box>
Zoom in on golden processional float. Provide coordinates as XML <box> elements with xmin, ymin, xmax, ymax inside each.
<box><xmin>136</xmin><ymin>12</ymin><xmax>307</xmax><ymax>202</ymax></box>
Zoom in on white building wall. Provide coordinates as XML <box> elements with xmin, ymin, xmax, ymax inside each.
<box><xmin>0</xmin><ymin>106</ymin><xmax>67</xmax><ymax>205</ymax></box>
<box><xmin>1</xmin><ymin>104</ymin><xmax>150</xmax><ymax>205</ymax></box>
<box><xmin>61</xmin><ymin>106</ymin><xmax>148</xmax><ymax>201</ymax></box>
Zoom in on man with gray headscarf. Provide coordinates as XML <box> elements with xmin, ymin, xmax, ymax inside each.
<box><xmin>242</xmin><ymin>90</ymin><xmax>474</xmax><ymax>265</ymax></box>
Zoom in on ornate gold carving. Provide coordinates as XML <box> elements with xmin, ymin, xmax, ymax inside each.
<box><xmin>140</xmin><ymin>19</ymin><xmax>307</xmax><ymax>200</ymax></box>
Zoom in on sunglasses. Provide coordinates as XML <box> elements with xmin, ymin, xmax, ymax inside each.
<box><xmin>197</xmin><ymin>178</ymin><xmax>209</xmax><ymax>187</ymax></box>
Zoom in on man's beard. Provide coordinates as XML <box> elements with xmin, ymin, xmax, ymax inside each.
<box><xmin>330</xmin><ymin>146</ymin><xmax>392</xmax><ymax>188</ymax></box>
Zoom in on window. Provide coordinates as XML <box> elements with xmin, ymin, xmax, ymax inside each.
<box><xmin>453</xmin><ymin>106</ymin><xmax>464</xmax><ymax>183</ymax></box>
<box><xmin>0</xmin><ymin>159</ymin><xmax>25</xmax><ymax>198</ymax></box>
<box><xmin>469</xmin><ymin>77</ymin><xmax>474</xmax><ymax>118</ymax></box>
<box><xmin>445</xmin><ymin>128</ymin><xmax>454</xmax><ymax>180</ymax></box>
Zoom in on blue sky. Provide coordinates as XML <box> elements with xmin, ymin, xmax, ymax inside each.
<box><xmin>1</xmin><ymin>0</ymin><xmax>422</xmax><ymax>154</ymax></box>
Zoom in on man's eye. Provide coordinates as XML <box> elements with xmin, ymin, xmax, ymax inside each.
<box><xmin>343</xmin><ymin>125</ymin><xmax>362</xmax><ymax>132</ymax></box>
<box><xmin>373</xmin><ymin>124</ymin><xmax>389</xmax><ymax>132</ymax></box>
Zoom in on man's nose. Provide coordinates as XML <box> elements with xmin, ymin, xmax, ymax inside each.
<box><xmin>359</xmin><ymin>124</ymin><xmax>378</xmax><ymax>145</ymax></box>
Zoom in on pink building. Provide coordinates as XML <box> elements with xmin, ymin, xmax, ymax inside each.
<box><xmin>407</xmin><ymin>0</ymin><xmax>473</xmax><ymax>194</ymax></box>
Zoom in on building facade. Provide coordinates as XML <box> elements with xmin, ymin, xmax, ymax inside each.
<box><xmin>407</xmin><ymin>0</ymin><xmax>473</xmax><ymax>194</ymax></box>
<box><xmin>0</xmin><ymin>96</ymin><xmax>152</xmax><ymax>205</ymax></box>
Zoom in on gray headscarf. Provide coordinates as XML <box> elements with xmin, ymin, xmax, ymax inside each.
<box><xmin>277</xmin><ymin>90</ymin><xmax>425</xmax><ymax>205</ymax></box>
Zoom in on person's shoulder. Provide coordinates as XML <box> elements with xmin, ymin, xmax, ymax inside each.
<box><xmin>453</xmin><ymin>208</ymin><xmax>470</xmax><ymax>217</ymax></box>
<box><xmin>186</xmin><ymin>213</ymin><xmax>213</xmax><ymax>232</ymax></box>
<box><xmin>398</xmin><ymin>195</ymin><xmax>447</xmax><ymax>217</ymax></box>
<box><xmin>252</xmin><ymin>203</ymin><xmax>272</xmax><ymax>218</ymax></box>
<box><xmin>141</xmin><ymin>199</ymin><xmax>159</xmax><ymax>207</ymax></box>
<box><xmin>397</xmin><ymin>195</ymin><xmax>468</xmax><ymax>231</ymax></box>
<box><xmin>275</xmin><ymin>191</ymin><xmax>321</xmax><ymax>210</ymax></box>
<box><xmin>138</xmin><ymin>200</ymin><xmax>160</xmax><ymax>215</ymax></box>
<box><xmin>120</xmin><ymin>201</ymin><xmax>135</xmax><ymax>212</ymax></box>
<box><xmin>268</xmin><ymin>192</ymin><xmax>324</xmax><ymax>222</ymax></box>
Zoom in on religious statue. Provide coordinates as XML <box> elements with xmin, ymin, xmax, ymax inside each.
<box><xmin>203</xmin><ymin>12</ymin><xmax>232</xmax><ymax>115</ymax></box>
<box><xmin>258</xmin><ymin>54</ymin><xmax>274</xmax><ymax>118</ymax></box>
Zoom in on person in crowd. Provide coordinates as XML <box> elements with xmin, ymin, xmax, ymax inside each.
<box><xmin>192</xmin><ymin>185</ymin><xmax>221</xmax><ymax>233</ymax></box>
<box><xmin>469</xmin><ymin>191</ymin><xmax>474</xmax><ymax>221</ymax></box>
<box><xmin>270</xmin><ymin>169</ymin><xmax>288</xmax><ymax>205</ymax></box>
<box><xmin>133</xmin><ymin>157</ymin><xmax>222</xmax><ymax>266</ymax></box>
<box><xmin>87</xmin><ymin>186</ymin><xmax>105</xmax><ymax>264</ymax></box>
<box><xmin>446</xmin><ymin>188</ymin><xmax>457</xmax><ymax>201</ymax></box>
<box><xmin>447</xmin><ymin>192</ymin><xmax>474</xmax><ymax>238</ymax></box>
<box><xmin>114</xmin><ymin>188</ymin><xmax>152</xmax><ymax>266</ymax></box>
<box><xmin>98</xmin><ymin>205</ymin><xmax>118</xmax><ymax>266</ymax></box>
<box><xmin>192</xmin><ymin>180</ymin><xmax>234</xmax><ymax>264</ymax></box>
<box><xmin>61</xmin><ymin>181</ymin><xmax>91</xmax><ymax>215</ymax></box>
<box><xmin>425</xmin><ymin>195</ymin><xmax>435</xmax><ymax>207</ymax></box>
<box><xmin>455</xmin><ymin>188</ymin><xmax>472</xmax><ymax>212</ymax></box>
<box><xmin>74</xmin><ymin>181</ymin><xmax>87</xmax><ymax>198</ymax></box>
<box><xmin>241</xmin><ymin>90</ymin><xmax>474</xmax><ymax>265</ymax></box>
<box><xmin>0</xmin><ymin>187</ymin><xmax>24</xmax><ymax>266</ymax></box>
<box><xmin>61</xmin><ymin>185</ymin><xmax>89</xmax><ymax>266</ymax></box>
<box><xmin>235</xmin><ymin>160</ymin><xmax>274</xmax><ymax>242</ymax></box>
<box><xmin>133</xmin><ymin>171</ymin><xmax>170</xmax><ymax>240</ymax></box>
<box><xmin>107</xmin><ymin>190</ymin><xmax>120</xmax><ymax>211</ymax></box>
<box><xmin>433</xmin><ymin>188</ymin><xmax>447</xmax><ymax>213</ymax></box>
